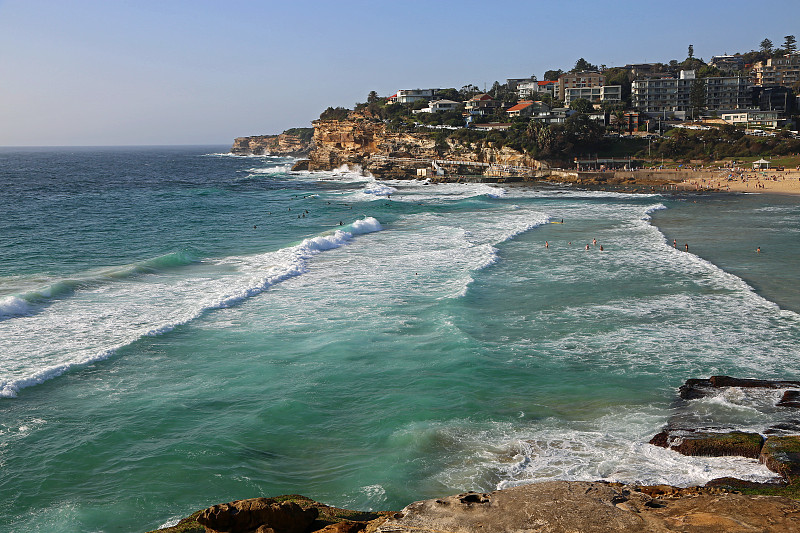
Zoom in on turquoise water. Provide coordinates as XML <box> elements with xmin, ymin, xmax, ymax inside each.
<box><xmin>1</xmin><ymin>147</ymin><xmax>800</xmax><ymax>532</ymax></box>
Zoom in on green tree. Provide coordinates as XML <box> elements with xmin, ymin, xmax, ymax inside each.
<box><xmin>689</xmin><ymin>79</ymin><xmax>706</xmax><ymax>120</ymax></box>
<box><xmin>785</xmin><ymin>35</ymin><xmax>797</xmax><ymax>54</ymax></box>
<box><xmin>460</xmin><ymin>84</ymin><xmax>480</xmax><ymax>99</ymax></box>
<box><xmin>761</xmin><ymin>38</ymin><xmax>774</xmax><ymax>56</ymax></box>
<box><xmin>319</xmin><ymin>106</ymin><xmax>350</xmax><ymax>121</ymax></box>
<box><xmin>367</xmin><ymin>91</ymin><xmax>379</xmax><ymax>104</ymax></box>
<box><xmin>435</xmin><ymin>88</ymin><xmax>461</xmax><ymax>101</ymax></box>
<box><xmin>543</xmin><ymin>69</ymin><xmax>564</xmax><ymax>81</ymax></box>
<box><xmin>696</xmin><ymin>64</ymin><xmax>722</xmax><ymax>78</ymax></box>
<box><xmin>688</xmin><ymin>44</ymin><xmax>694</xmax><ymax>60</ymax></box>
<box><xmin>572</xmin><ymin>58</ymin><xmax>598</xmax><ymax>72</ymax></box>
<box><xmin>569</xmin><ymin>98</ymin><xmax>594</xmax><ymax>113</ymax></box>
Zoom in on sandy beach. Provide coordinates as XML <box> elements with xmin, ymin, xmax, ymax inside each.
<box><xmin>679</xmin><ymin>170</ymin><xmax>800</xmax><ymax>195</ymax></box>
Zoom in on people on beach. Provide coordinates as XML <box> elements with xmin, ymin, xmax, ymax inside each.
<box><xmin>592</xmin><ymin>238</ymin><xmax>597</xmax><ymax>246</ymax></box>
<box><xmin>685</xmin><ymin>243</ymin><xmax>689</xmax><ymax>252</ymax></box>
<box><xmin>545</xmin><ymin>241</ymin><xmax>549</xmax><ymax>248</ymax></box>
<box><xmin>585</xmin><ymin>244</ymin><xmax>589</xmax><ymax>250</ymax></box>
<box><xmin>757</xmin><ymin>246</ymin><xmax>761</xmax><ymax>253</ymax></box>
<box><xmin>600</xmin><ymin>245</ymin><xmax>604</xmax><ymax>251</ymax></box>
<box><xmin>673</xmin><ymin>239</ymin><xmax>677</xmax><ymax>248</ymax></box>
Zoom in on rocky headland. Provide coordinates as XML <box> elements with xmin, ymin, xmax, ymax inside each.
<box><xmin>231</xmin><ymin>129</ymin><xmax>314</xmax><ymax>157</ymax></box>
<box><xmin>289</xmin><ymin>114</ymin><xmax>547</xmax><ymax>180</ymax></box>
<box><xmin>150</xmin><ymin>376</ymin><xmax>800</xmax><ymax>533</ymax></box>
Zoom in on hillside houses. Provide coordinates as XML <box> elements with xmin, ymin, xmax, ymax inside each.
<box><xmin>383</xmin><ymin>45</ymin><xmax>798</xmax><ymax>133</ymax></box>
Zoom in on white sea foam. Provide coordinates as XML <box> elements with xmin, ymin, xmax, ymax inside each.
<box><xmin>245</xmin><ymin>164</ymin><xmax>294</xmax><ymax>175</ymax></box>
<box><xmin>0</xmin><ymin>296</ymin><xmax>31</xmax><ymax>319</ymax></box>
<box><xmin>410</xmin><ymin>411</ymin><xmax>780</xmax><ymax>494</ymax></box>
<box><xmin>0</xmin><ymin>218</ymin><xmax>383</xmax><ymax>398</ymax></box>
<box><xmin>362</xmin><ymin>182</ymin><xmax>397</xmax><ymax>197</ymax></box>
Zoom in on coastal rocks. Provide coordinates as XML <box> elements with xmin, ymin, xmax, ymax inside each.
<box><xmin>291</xmin><ymin>160</ymin><xmax>310</xmax><ymax>171</ymax></box>
<box><xmin>778</xmin><ymin>390</ymin><xmax>800</xmax><ymax>408</ymax></box>
<box><xmin>231</xmin><ymin>131</ymin><xmax>313</xmax><ymax>157</ymax></box>
<box><xmin>649</xmin><ymin>430</ymin><xmax>764</xmax><ymax>458</ymax></box>
<box><xmin>373</xmin><ymin>481</ymin><xmax>800</xmax><ymax>532</ymax></box>
<box><xmin>306</xmin><ymin>116</ymin><xmax>544</xmax><ymax>179</ymax></box>
<box><xmin>650</xmin><ymin>376</ymin><xmax>800</xmax><ymax>480</ymax></box>
<box><xmin>760</xmin><ymin>435</ymin><xmax>800</xmax><ymax>479</ymax></box>
<box><xmin>195</xmin><ymin>497</ymin><xmax>318</xmax><ymax>533</ymax></box>
<box><xmin>679</xmin><ymin>376</ymin><xmax>800</xmax><ymax>400</ymax></box>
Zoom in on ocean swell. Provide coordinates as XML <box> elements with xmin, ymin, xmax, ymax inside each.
<box><xmin>0</xmin><ymin>218</ymin><xmax>383</xmax><ymax>399</ymax></box>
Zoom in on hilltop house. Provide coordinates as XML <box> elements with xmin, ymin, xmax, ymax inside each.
<box><xmin>412</xmin><ymin>99</ymin><xmax>461</xmax><ymax>114</ymax></box>
<box><xmin>389</xmin><ymin>89</ymin><xmax>441</xmax><ymax>104</ymax></box>
<box><xmin>506</xmin><ymin>100</ymin><xmax>550</xmax><ymax>118</ymax></box>
<box><xmin>465</xmin><ymin>93</ymin><xmax>500</xmax><ymax>116</ymax></box>
<box><xmin>517</xmin><ymin>80</ymin><xmax>557</xmax><ymax>99</ymax></box>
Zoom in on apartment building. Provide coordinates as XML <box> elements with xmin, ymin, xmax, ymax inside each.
<box><xmin>563</xmin><ymin>85</ymin><xmax>622</xmax><ymax>107</ymax></box>
<box><xmin>557</xmin><ymin>71</ymin><xmax>605</xmax><ymax>101</ymax></box>
<box><xmin>752</xmin><ymin>53</ymin><xmax>800</xmax><ymax>89</ymax></box>
<box><xmin>632</xmin><ymin>70</ymin><xmax>752</xmax><ymax>113</ymax></box>
<box><xmin>710</xmin><ymin>55</ymin><xmax>745</xmax><ymax>72</ymax></box>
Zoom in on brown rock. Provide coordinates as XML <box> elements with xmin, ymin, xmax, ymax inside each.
<box><xmin>649</xmin><ymin>430</ymin><xmax>764</xmax><ymax>458</ymax></box>
<box><xmin>777</xmin><ymin>390</ymin><xmax>800</xmax><ymax>408</ymax></box>
<box><xmin>376</xmin><ymin>481</ymin><xmax>800</xmax><ymax>532</ymax></box>
<box><xmin>679</xmin><ymin>376</ymin><xmax>800</xmax><ymax>400</ymax></box>
<box><xmin>231</xmin><ymin>132</ymin><xmax>313</xmax><ymax>157</ymax></box>
<box><xmin>760</xmin><ymin>435</ymin><xmax>800</xmax><ymax>479</ymax></box>
<box><xmin>196</xmin><ymin>498</ymin><xmax>317</xmax><ymax>533</ymax></box>
<box><xmin>306</xmin><ymin>116</ymin><xmax>545</xmax><ymax>179</ymax></box>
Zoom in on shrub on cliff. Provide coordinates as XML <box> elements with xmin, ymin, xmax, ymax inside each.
<box><xmin>319</xmin><ymin>107</ymin><xmax>350</xmax><ymax>121</ymax></box>
<box><xmin>282</xmin><ymin>128</ymin><xmax>313</xmax><ymax>143</ymax></box>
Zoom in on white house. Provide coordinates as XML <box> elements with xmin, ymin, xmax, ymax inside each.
<box><xmin>412</xmin><ymin>99</ymin><xmax>461</xmax><ymax>114</ymax></box>
<box><xmin>391</xmin><ymin>89</ymin><xmax>440</xmax><ymax>104</ymax></box>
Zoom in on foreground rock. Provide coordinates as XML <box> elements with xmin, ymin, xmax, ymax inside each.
<box><xmin>150</xmin><ymin>495</ymin><xmax>385</xmax><ymax>533</ymax></box>
<box><xmin>376</xmin><ymin>481</ymin><xmax>800</xmax><ymax>532</ymax></box>
<box><xmin>150</xmin><ymin>482</ymin><xmax>800</xmax><ymax>533</ymax></box>
<box><xmin>196</xmin><ymin>498</ymin><xmax>318</xmax><ymax>533</ymax></box>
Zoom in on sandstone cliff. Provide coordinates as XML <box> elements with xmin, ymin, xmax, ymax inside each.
<box><xmin>298</xmin><ymin>115</ymin><xmax>546</xmax><ymax>180</ymax></box>
<box><xmin>231</xmin><ymin>131</ymin><xmax>313</xmax><ymax>157</ymax></box>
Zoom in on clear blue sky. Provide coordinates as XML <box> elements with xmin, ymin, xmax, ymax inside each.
<box><xmin>1</xmin><ymin>0</ymin><xmax>798</xmax><ymax>146</ymax></box>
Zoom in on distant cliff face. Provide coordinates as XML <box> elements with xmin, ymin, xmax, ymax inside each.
<box><xmin>303</xmin><ymin>116</ymin><xmax>545</xmax><ymax>179</ymax></box>
<box><xmin>231</xmin><ymin>132</ymin><xmax>313</xmax><ymax>156</ymax></box>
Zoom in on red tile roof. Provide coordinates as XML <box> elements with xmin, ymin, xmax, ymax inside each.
<box><xmin>507</xmin><ymin>101</ymin><xmax>534</xmax><ymax>112</ymax></box>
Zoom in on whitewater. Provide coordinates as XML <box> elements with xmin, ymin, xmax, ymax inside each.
<box><xmin>1</xmin><ymin>146</ymin><xmax>799</xmax><ymax>533</ymax></box>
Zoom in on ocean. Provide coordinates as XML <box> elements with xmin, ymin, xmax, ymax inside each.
<box><xmin>1</xmin><ymin>146</ymin><xmax>799</xmax><ymax>532</ymax></box>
